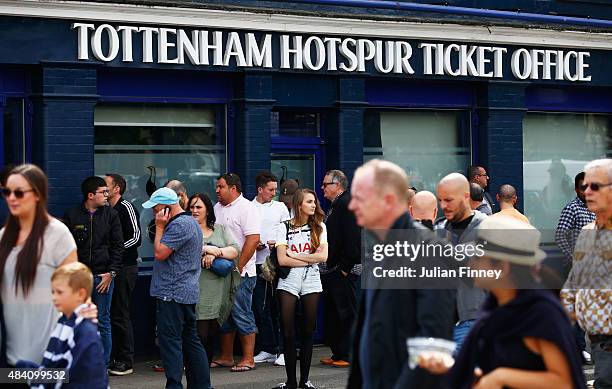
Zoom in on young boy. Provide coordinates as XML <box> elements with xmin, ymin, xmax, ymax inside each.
<box><xmin>17</xmin><ymin>262</ymin><xmax>108</xmax><ymax>389</ymax></box>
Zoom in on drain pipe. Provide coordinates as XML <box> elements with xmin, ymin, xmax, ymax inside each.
<box><xmin>290</xmin><ymin>0</ymin><xmax>612</xmax><ymax>29</ymax></box>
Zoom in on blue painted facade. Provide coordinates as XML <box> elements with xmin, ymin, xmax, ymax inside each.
<box><xmin>1</xmin><ymin>0</ymin><xmax>611</xmax><ymax>355</ymax></box>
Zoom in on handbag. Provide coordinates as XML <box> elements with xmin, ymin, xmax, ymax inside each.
<box><xmin>262</xmin><ymin>221</ymin><xmax>291</xmax><ymax>282</ymax></box>
<box><xmin>204</xmin><ymin>242</ymin><xmax>236</xmax><ymax>277</ymax></box>
<box><xmin>210</xmin><ymin>258</ymin><xmax>235</xmax><ymax>277</ymax></box>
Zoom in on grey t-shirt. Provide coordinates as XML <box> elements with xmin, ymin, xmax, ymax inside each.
<box><xmin>0</xmin><ymin>218</ymin><xmax>77</xmax><ymax>364</ymax></box>
<box><xmin>150</xmin><ymin>213</ymin><xmax>203</xmax><ymax>305</ymax></box>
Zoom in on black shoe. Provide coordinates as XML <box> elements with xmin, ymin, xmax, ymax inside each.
<box><xmin>108</xmin><ymin>361</ymin><xmax>133</xmax><ymax>376</ymax></box>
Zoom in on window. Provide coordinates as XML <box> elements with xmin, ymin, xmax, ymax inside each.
<box><xmin>523</xmin><ymin>112</ymin><xmax>611</xmax><ymax>241</ymax></box>
<box><xmin>94</xmin><ymin>103</ymin><xmax>227</xmax><ymax>262</ymax></box>
<box><xmin>271</xmin><ymin>110</ymin><xmax>321</xmax><ymax>137</ymax></box>
<box><xmin>364</xmin><ymin>110</ymin><xmax>471</xmax><ymax>192</ymax></box>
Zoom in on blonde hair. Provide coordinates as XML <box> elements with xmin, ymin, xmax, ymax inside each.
<box><xmin>52</xmin><ymin>262</ymin><xmax>93</xmax><ymax>298</ymax></box>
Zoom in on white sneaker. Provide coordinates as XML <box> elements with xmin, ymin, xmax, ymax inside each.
<box><xmin>582</xmin><ymin>350</ymin><xmax>592</xmax><ymax>364</ymax></box>
<box><xmin>274</xmin><ymin>354</ymin><xmax>285</xmax><ymax>366</ymax></box>
<box><xmin>254</xmin><ymin>351</ymin><xmax>277</xmax><ymax>363</ymax></box>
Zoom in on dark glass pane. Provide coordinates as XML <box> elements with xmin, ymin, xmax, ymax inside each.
<box><xmin>272</xmin><ymin>111</ymin><xmax>320</xmax><ymax>137</ymax></box>
<box><xmin>94</xmin><ymin>103</ymin><xmax>226</xmax><ymax>265</ymax></box>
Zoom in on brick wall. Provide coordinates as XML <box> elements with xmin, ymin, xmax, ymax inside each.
<box><xmin>232</xmin><ymin>74</ymin><xmax>274</xmax><ymax>198</ymax></box>
<box><xmin>478</xmin><ymin>83</ymin><xmax>527</xmax><ymax>211</ymax></box>
<box><xmin>32</xmin><ymin>65</ymin><xmax>98</xmax><ymax>217</ymax></box>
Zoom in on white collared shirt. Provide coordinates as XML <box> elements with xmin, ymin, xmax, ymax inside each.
<box><xmin>214</xmin><ymin>194</ymin><xmax>261</xmax><ymax>277</ymax></box>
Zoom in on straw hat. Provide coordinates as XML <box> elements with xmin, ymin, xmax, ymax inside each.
<box><xmin>476</xmin><ymin>217</ymin><xmax>546</xmax><ymax>266</ymax></box>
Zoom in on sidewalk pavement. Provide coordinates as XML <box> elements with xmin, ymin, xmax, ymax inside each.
<box><xmin>109</xmin><ymin>345</ymin><xmax>595</xmax><ymax>389</ymax></box>
<box><xmin>109</xmin><ymin>346</ymin><xmax>349</xmax><ymax>389</ymax></box>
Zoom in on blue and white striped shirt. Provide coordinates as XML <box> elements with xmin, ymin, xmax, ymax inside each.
<box><xmin>17</xmin><ymin>304</ymin><xmax>108</xmax><ymax>389</ymax></box>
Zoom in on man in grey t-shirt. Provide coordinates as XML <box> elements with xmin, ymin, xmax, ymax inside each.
<box><xmin>143</xmin><ymin>187</ymin><xmax>211</xmax><ymax>389</ymax></box>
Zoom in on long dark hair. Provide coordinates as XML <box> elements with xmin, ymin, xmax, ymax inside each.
<box><xmin>291</xmin><ymin>189</ymin><xmax>325</xmax><ymax>253</ymax></box>
<box><xmin>188</xmin><ymin>193</ymin><xmax>215</xmax><ymax>230</ymax></box>
<box><xmin>0</xmin><ymin>164</ymin><xmax>50</xmax><ymax>296</ymax></box>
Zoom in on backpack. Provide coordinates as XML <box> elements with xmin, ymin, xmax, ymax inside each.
<box><xmin>261</xmin><ymin>221</ymin><xmax>291</xmax><ymax>282</ymax></box>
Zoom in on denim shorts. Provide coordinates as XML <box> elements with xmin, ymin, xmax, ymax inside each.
<box><xmin>277</xmin><ymin>265</ymin><xmax>323</xmax><ymax>298</ymax></box>
<box><xmin>220</xmin><ymin>275</ymin><xmax>257</xmax><ymax>335</ymax></box>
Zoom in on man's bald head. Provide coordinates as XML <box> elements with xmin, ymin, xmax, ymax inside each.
<box><xmin>438</xmin><ymin>173</ymin><xmax>470</xmax><ymax>195</ymax></box>
<box><xmin>410</xmin><ymin>191</ymin><xmax>438</xmax><ymax>222</ymax></box>
<box><xmin>497</xmin><ymin>184</ymin><xmax>517</xmax><ymax>202</ymax></box>
<box><xmin>437</xmin><ymin>173</ymin><xmax>472</xmax><ymax>223</ymax></box>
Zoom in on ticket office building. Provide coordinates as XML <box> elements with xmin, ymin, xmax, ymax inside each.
<box><xmin>0</xmin><ymin>6</ymin><xmax>611</xmax><ymax>353</ymax></box>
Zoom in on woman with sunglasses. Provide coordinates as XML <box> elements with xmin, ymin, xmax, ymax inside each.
<box><xmin>273</xmin><ymin>189</ymin><xmax>328</xmax><ymax>389</ymax></box>
<box><xmin>188</xmin><ymin>193</ymin><xmax>240</xmax><ymax>362</ymax></box>
<box><xmin>0</xmin><ymin>164</ymin><xmax>87</xmax><ymax>370</ymax></box>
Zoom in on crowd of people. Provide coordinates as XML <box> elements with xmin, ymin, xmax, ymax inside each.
<box><xmin>0</xmin><ymin>157</ymin><xmax>608</xmax><ymax>389</ymax></box>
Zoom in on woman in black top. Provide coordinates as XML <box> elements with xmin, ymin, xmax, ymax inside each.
<box><xmin>420</xmin><ymin>217</ymin><xmax>586</xmax><ymax>389</ymax></box>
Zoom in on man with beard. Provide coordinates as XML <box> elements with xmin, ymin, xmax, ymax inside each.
<box><xmin>435</xmin><ymin>173</ymin><xmax>488</xmax><ymax>353</ymax></box>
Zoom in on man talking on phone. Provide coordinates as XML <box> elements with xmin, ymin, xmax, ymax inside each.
<box><xmin>142</xmin><ymin>187</ymin><xmax>212</xmax><ymax>389</ymax></box>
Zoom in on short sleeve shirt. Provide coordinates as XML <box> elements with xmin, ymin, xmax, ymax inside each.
<box><xmin>252</xmin><ymin>199</ymin><xmax>290</xmax><ymax>265</ymax></box>
<box><xmin>276</xmin><ymin>222</ymin><xmax>328</xmax><ymax>255</ymax></box>
<box><xmin>150</xmin><ymin>213</ymin><xmax>203</xmax><ymax>304</ymax></box>
<box><xmin>214</xmin><ymin>195</ymin><xmax>261</xmax><ymax>277</ymax></box>
<box><xmin>1</xmin><ymin>218</ymin><xmax>77</xmax><ymax>364</ymax></box>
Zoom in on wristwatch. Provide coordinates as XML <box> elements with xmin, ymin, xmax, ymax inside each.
<box><xmin>110</xmin><ymin>271</ymin><xmax>117</xmax><ymax>279</ymax></box>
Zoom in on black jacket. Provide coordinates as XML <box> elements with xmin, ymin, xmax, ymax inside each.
<box><xmin>64</xmin><ymin>204</ymin><xmax>124</xmax><ymax>274</ymax></box>
<box><xmin>348</xmin><ymin>213</ymin><xmax>456</xmax><ymax>389</ymax></box>
<box><xmin>483</xmin><ymin>191</ymin><xmax>497</xmax><ymax>213</ymax></box>
<box><xmin>325</xmin><ymin>191</ymin><xmax>361</xmax><ymax>274</ymax></box>
<box><xmin>112</xmin><ymin>197</ymin><xmax>142</xmax><ymax>267</ymax></box>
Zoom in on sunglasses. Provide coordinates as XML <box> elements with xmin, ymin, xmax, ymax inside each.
<box><xmin>0</xmin><ymin>187</ymin><xmax>34</xmax><ymax>199</ymax></box>
<box><xmin>580</xmin><ymin>182</ymin><xmax>612</xmax><ymax>192</ymax></box>
<box><xmin>321</xmin><ymin>182</ymin><xmax>338</xmax><ymax>188</ymax></box>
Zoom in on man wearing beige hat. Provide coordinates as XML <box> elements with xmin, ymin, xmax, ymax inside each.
<box><xmin>561</xmin><ymin>158</ymin><xmax>612</xmax><ymax>389</ymax></box>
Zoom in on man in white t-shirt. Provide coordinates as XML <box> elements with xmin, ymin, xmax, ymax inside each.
<box><xmin>251</xmin><ymin>172</ymin><xmax>290</xmax><ymax>366</ymax></box>
<box><xmin>212</xmin><ymin>173</ymin><xmax>261</xmax><ymax>372</ymax></box>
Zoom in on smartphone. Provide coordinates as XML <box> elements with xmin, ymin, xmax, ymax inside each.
<box><xmin>163</xmin><ymin>206</ymin><xmax>171</xmax><ymax>217</ymax></box>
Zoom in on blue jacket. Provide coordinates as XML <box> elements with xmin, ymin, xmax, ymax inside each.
<box><xmin>17</xmin><ymin>304</ymin><xmax>107</xmax><ymax>389</ymax></box>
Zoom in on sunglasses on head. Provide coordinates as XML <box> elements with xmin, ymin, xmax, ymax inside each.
<box><xmin>580</xmin><ymin>182</ymin><xmax>612</xmax><ymax>192</ymax></box>
<box><xmin>0</xmin><ymin>187</ymin><xmax>34</xmax><ymax>199</ymax></box>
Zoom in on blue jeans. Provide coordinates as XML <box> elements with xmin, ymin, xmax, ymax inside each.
<box><xmin>253</xmin><ymin>266</ymin><xmax>281</xmax><ymax>354</ymax></box>
<box><xmin>592</xmin><ymin>336</ymin><xmax>612</xmax><ymax>389</ymax></box>
<box><xmin>221</xmin><ymin>276</ymin><xmax>257</xmax><ymax>335</ymax></box>
<box><xmin>92</xmin><ymin>275</ymin><xmax>114</xmax><ymax>366</ymax></box>
<box><xmin>453</xmin><ymin>319</ymin><xmax>476</xmax><ymax>356</ymax></box>
<box><xmin>157</xmin><ymin>299</ymin><xmax>211</xmax><ymax>389</ymax></box>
